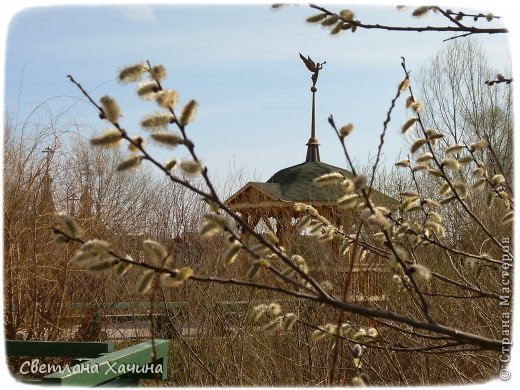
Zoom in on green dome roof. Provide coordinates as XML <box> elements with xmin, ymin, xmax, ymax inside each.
<box><xmin>235</xmin><ymin>161</ymin><xmax>395</xmax><ymax>206</ymax></box>
<box><xmin>262</xmin><ymin>161</ymin><xmax>353</xmax><ymax>202</ymax></box>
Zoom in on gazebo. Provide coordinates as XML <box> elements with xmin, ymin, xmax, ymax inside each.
<box><xmin>225</xmin><ymin>54</ymin><xmax>393</xmax><ymax>302</ymax></box>
<box><xmin>225</xmin><ymin>54</ymin><xmax>392</xmax><ymax>249</ymax></box>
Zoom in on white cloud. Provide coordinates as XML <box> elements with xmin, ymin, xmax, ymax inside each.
<box><xmin>119</xmin><ymin>5</ymin><xmax>155</xmax><ymax>23</ymax></box>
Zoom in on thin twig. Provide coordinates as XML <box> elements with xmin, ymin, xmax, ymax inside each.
<box><xmin>309</xmin><ymin>4</ymin><xmax>507</xmax><ymax>35</ymax></box>
<box><xmin>400</xmin><ymin>61</ymin><xmax>511</xmax><ymax>255</ymax></box>
<box><xmin>329</xmin><ymin>112</ymin><xmax>434</xmax><ymax>323</ymax></box>
<box><xmin>56</xmin><ymin>227</ymin><xmax>501</xmax><ymax>351</ymax></box>
<box><xmin>367</xmin><ymin>63</ymin><xmax>407</xmax><ymax>198</ymax></box>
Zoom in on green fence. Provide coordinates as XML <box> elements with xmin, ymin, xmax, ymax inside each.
<box><xmin>7</xmin><ymin>339</ymin><xmax>169</xmax><ymax>386</ymax></box>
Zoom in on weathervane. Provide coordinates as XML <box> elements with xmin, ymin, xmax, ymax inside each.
<box><xmin>299</xmin><ymin>53</ymin><xmax>326</xmax><ymax>89</ymax></box>
<box><xmin>299</xmin><ymin>53</ymin><xmax>326</xmax><ymax>163</ymax></box>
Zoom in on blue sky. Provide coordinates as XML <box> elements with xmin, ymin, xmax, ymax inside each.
<box><xmin>2</xmin><ymin>2</ymin><xmax>513</xmax><ymax>189</ymax></box>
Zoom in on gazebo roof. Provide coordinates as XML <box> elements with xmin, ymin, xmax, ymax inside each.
<box><xmin>263</xmin><ymin>161</ymin><xmax>354</xmax><ymax>202</ymax></box>
<box><xmin>225</xmin><ymin>161</ymin><xmax>394</xmax><ymax>210</ymax></box>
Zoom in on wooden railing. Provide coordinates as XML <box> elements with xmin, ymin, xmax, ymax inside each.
<box><xmin>6</xmin><ymin>339</ymin><xmax>169</xmax><ymax>386</ymax></box>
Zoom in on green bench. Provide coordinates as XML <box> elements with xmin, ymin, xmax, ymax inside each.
<box><xmin>7</xmin><ymin>339</ymin><xmax>169</xmax><ymax>386</ymax></box>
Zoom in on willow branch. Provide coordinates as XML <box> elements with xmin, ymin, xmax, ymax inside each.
<box><xmin>67</xmin><ymin>72</ymin><xmax>331</xmax><ymax>299</ymax></box>
<box><xmin>329</xmin><ymin>114</ymin><xmax>434</xmax><ymax>323</ymax></box>
<box><xmin>400</xmin><ymin>62</ymin><xmax>510</xmax><ymax>255</ymax></box>
<box><xmin>309</xmin><ymin>4</ymin><xmax>507</xmax><ymax>35</ymax></box>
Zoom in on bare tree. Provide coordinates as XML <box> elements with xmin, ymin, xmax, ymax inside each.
<box><xmin>417</xmin><ymin>38</ymin><xmax>513</xmax><ymax>185</ymax></box>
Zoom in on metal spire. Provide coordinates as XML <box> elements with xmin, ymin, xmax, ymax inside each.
<box><xmin>299</xmin><ymin>53</ymin><xmax>325</xmax><ymax>163</ymax></box>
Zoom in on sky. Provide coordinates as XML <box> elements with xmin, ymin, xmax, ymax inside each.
<box><xmin>1</xmin><ymin>3</ymin><xmax>519</xmax><ymax>387</ymax></box>
<box><xmin>2</xmin><ymin>1</ymin><xmax>515</xmax><ymax>191</ymax></box>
